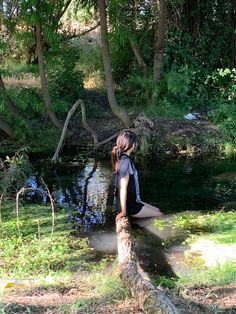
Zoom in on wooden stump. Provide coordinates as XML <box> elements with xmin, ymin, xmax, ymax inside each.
<box><xmin>116</xmin><ymin>217</ymin><xmax>179</xmax><ymax>314</ymax></box>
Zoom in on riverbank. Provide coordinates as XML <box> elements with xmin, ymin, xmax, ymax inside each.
<box><xmin>1</xmin><ymin>114</ymin><xmax>235</xmax><ymax>160</ymax></box>
<box><xmin>1</xmin><ymin>204</ymin><xmax>235</xmax><ymax>313</ymax></box>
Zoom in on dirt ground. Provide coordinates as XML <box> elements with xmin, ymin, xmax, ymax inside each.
<box><xmin>1</xmin><ymin>282</ymin><xmax>236</xmax><ymax>313</ymax></box>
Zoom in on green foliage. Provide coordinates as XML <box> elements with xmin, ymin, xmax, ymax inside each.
<box><xmin>4</xmin><ymin>62</ymin><xmax>39</xmax><ymax>77</ymax></box>
<box><xmin>0</xmin><ymin>150</ymin><xmax>33</xmax><ymax>195</ymax></box>
<box><xmin>165</xmin><ymin>67</ymin><xmax>190</xmax><ymax>96</ymax></box>
<box><xmin>173</xmin><ymin>211</ymin><xmax>236</xmax><ymax>233</ymax></box>
<box><xmin>177</xmin><ymin>261</ymin><xmax>236</xmax><ymax>286</ymax></box>
<box><xmin>1</xmin><ymin>87</ymin><xmax>43</xmax><ymax>115</ymax></box>
<box><xmin>153</xmin><ymin>276</ymin><xmax>176</xmax><ymax>289</ymax></box>
<box><xmin>118</xmin><ymin>67</ymin><xmax>191</xmax><ymax>117</ymax></box>
<box><xmin>206</xmin><ymin>68</ymin><xmax>236</xmax><ymax>101</ymax></box>
<box><xmin>76</xmin><ymin>42</ymin><xmax>105</xmax><ymax>90</ymax></box>
<box><xmin>47</xmin><ymin>47</ymin><xmax>85</xmax><ymax>102</ymax></box>
<box><xmin>0</xmin><ymin>202</ymin><xmax>95</xmax><ymax>279</ymax></box>
<box><xmin>210</xmin><ymin>101</ymin><xmax>236</xmax><ymax>143</ymax></box>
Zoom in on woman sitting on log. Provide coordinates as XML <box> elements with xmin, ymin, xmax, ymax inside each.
<box><xmin>112</xmin><ymin>130</ymin><xmax>163</xmax><ymax>222</ymax></box>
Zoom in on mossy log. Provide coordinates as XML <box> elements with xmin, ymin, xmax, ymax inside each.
<box><xmin>116</xmin><ymin>217</ymin><xmax>179</xmax><ymax>314</ymax></box>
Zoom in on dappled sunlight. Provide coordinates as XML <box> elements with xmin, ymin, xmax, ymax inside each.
<box><xmin>187</xmin><ymin>239</ymin><xmax>236</xmax><ymax>268</ymax></box>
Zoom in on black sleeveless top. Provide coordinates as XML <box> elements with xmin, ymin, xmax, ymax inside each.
<box><xmin>115</xmin><ymin>153</ymin><xmax>143</xmax><ymax>216</ymax></box>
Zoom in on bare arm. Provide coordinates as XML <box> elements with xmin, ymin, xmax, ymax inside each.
<box><xmin>116</xmin><ymin>175</ymin><xmax>129</xmax><ymax>222</ymax></box>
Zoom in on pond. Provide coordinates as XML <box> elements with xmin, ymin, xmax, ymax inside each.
<box><xmin>26</xmin><ymin>156</ymin><xmax>236</xmax><ymax>221</ymax></box>
<box><xmin>24</xmin><ymin>156</ymin><xmax>236</xmax><ymax>276</ymax></box>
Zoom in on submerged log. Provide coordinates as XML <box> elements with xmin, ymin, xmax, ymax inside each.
<box><xmin>116</xmin><ymin>217</ymin><xmax>179</xmax><ymax>314</ymax></box>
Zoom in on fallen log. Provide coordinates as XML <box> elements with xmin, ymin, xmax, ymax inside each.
<box><xmin>52</xmin><ymin>100</ymin><xmax>80</xmax><ymax>161</ymax></box>
<box><xmin>116</xmin><ymin>217</ymin><xmax>179</xmax><ymax>314</ymax></box>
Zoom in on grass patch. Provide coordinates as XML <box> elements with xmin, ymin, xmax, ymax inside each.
<box><xmin>177</xmin><ymin>261</ymin><xmax>236</xmax><ymax>286</ymax></box>
<box><xmin>5</xmin><ymin>61</ymin><xmax>39</xmax><ymax>77</ymax></box>
<box><xmin>0</xmin><ymin>202</ymin><xmax>101</xmax><ymax>281</ymax></box>
<box><xmin>154</xmin><ymin>210</ymin><xmax>236</xmax><ymax>236</ymax></box>
<box><xmin>153</xmin><ymin>260</ymin><xmax>236</xmax><ymax>289</ymax></box>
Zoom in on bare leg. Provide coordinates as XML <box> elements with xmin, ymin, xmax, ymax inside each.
<box><xmin>130</xmin><ymin>202</ymin><xmax>163</xmax><ymax>218</ymax></box>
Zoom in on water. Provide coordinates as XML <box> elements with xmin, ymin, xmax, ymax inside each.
<box><xmin>23</xmin><ymin>157</ymin><xmax>236</xmax><ymax>276</ymax></box>
<box><xmin>26</xmin><ymin>157</ymin><xmax>236</xmax><ymax>221</ymax></box>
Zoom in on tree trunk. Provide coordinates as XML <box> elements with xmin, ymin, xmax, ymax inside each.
<box><xmin>153</xmin><ymin>0</ymin><xmax>167</xmax><ymax>82</ymax></box>
<box><xmin>129</xmin><ymin>38</ymin><xmax>148</xmax><ymax>78</ymax></box>
<box><xmin>0</xmin><ymin>116</ymin><xmax>14</xmax><ymax>137</ymax></box>
<box><xmin>35</xmin><ymin>21</ymin><xmax>63</xmax><ymax>130</ymax></box>
<box><xmin>0</xmin><ymin>75</ymin><xmax>26</xmax><ymax>121</ymax></box>
<box><xmin>0</xmin><ymin>0</ymin><xmax>3</xmax><ymax>28</ymax></box>
<box><xmin>116</xmin><ymin>217</ymin><xmax>179</xmax><ymax>313</ymax></box>
<box><xmin>97</xmin><ymin>0</ymin><xmax>131</xmax><ymax>128</ymax></box>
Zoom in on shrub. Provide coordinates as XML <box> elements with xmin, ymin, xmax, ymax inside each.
<box><xmin>210</xmin><ymin>100</ymin><xmax>236</xmax><ymax>143</ymax></box>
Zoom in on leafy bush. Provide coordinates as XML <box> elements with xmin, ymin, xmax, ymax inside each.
<box><xmin>76</xmin><ymin>42</ymin><xmax>105</xmax><ymax>90</ymax></box>
<box><xmin>206</xmin><ymin>68</ymin><xmax>236</xmax><ymax>101</ymax></box>
<box><xmin>47</xmin><ymin>46</ymin><xmax>85</xmax><ymax>103</ymax></box>
<box><xmin>117</xmin><ymin>67</ymin><xmax>192</xmax><ymax>117</ymax></box>
<box><xmin>210</xmin><ymin>101</ymin><xmax>236</xmax><ymax>142</ymax></box>
<box><xmin>2</xmin><ymin>87</ymin><xmax>43</xmax><ymax>116</ymax></box>
<box><xmin>0</xmin><ymin>149</ymin><xmax>33</xmax><ymax>196</ymax></box>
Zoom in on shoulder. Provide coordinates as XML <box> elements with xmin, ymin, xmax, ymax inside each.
<box><xmin>118</xmin><ymin>155</ymin><xmax>134</xmax><ymax>177</ymax></box>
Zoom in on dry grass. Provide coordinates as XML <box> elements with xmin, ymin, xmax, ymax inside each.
<box><xmin>3</xmin><ymin>75</ymin><xmax>40</xmax><ymax>89</ymax></box>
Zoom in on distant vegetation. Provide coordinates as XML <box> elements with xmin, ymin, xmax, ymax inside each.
<box><xmin>0</xmin><ymin>0</ymin><xmax>235</xmax><ymax>153</ymax></box>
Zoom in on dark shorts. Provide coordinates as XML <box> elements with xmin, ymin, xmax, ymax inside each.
<box><xmin>115</xmin><ymin>197</ymin><xmax>144</xmax><ymax>216</ymax></box>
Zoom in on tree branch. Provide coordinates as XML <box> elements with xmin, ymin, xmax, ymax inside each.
<box><xmin>65</xmin><ymin>22</ymin><xmax>100</xmax><ymax>40</ymax></box>
<box><xmin>80</xmin><ymin>99</ymin><xmax>98</xmax><ymax>147</ymax></box>
<box><xmin>56</xmin><ymin>0</ymin><xmax>73</xmax><ymax>21</ymax></box>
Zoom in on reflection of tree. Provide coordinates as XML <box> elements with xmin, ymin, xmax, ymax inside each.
<box><xmin>83</xmin><ymin>160</ymin><xmax>98</xmax><ymax>211</ymax></box>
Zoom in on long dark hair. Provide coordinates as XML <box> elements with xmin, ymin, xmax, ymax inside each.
<box><xmin>111</xmin><ymin>131</ymin><xmax>137</xmax><ymax>173</ymax></box>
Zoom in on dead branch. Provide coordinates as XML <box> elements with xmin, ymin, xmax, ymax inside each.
<box><xmin>16</xmin><ymin>187</ymin><xmax>33</xmax><ymax>233</ymax></box>
<box><xmin>16</xmin><ymin>183</ymin><xmax>55</xmax><ymax>237</ymax></box>
<box><xmin>116</xmin><ymin>217</ymin><xmax>179</xmax><ymax>314</ymax></box>
<box><xmin>129</xmin><ymin>38</ymin><xmax>148</xmax><ymax>78</ymax></box>
<box><xmin>66</xmin><ymin>22</ymin><xmax>100</xmax><ymax>39</ymax></box>
<box><xmin>52</xmin><ymin>100</ymin><xmax>80</xmax><ymax>162</ymax></box>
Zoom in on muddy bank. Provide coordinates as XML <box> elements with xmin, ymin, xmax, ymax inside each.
<box><xmin>67</xmin><ymin>116</ymin><xmax>223</xmax><ymax>159</ymax></box>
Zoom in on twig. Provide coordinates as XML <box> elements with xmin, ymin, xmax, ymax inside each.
<box><xmin>41</xmin><ymin>177</ymin><xmax>55</xmax><ymax>238</ymax></box>
<box><xmin>37</xmin><ymin>219</ymin><xmax>41</xmax><ymax>241</ymax></box>
<box><xmin>0</xmin><ymin>193</ymin><xmax>3</xmax><ymax>224</ymax></box>
<box><xmin>16</xmin><ymin>187</ymin><xmax>33</xmax><ymax>234</ymax></box>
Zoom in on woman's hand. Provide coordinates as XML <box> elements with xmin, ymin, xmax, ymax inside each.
<box><xmin>115</xmin><ymin>212</ymin><xmax>126</xmax><ymax>223</ymax></box>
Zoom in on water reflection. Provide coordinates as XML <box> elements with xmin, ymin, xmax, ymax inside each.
<box><xmin>24</xmin><ymin>160</ymin><xmax>112</xmax><ymax>232</ymax></box>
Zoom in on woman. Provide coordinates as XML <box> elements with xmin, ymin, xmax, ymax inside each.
<box><xmin>112</xmin><ymin>131</ymin><xmax>163</xmax><ymax>222</ymax></box>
